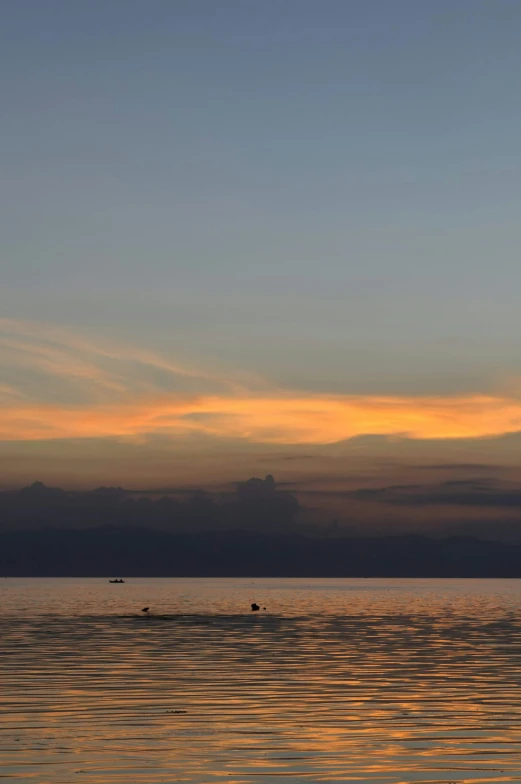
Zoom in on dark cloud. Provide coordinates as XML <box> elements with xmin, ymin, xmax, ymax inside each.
<box><xmin>0</xmin><ymin>475</ymin><xmax>302</xmax><ymax>535</ymax></box>
<box><xmin>440</xmin><ymin>479</ymin><xmax>498</xmax><ymax>487</ymax></box>
<box><xmin>419</xmin><ymin>463</ymin><xmax>502</xmax><ymax>471</ymax></box>
<box><xmin>349</xmin><ymin>479</ymin><xmax>521</xmax><ymax>508</ymax></box>
<box><xmin>281</xmin><ymin>455</ymin><xmax>316</xmax><ymax>461</ymax></box>
<box><xmin>285</xmin><ymin>473</ymin><xmax>389</xmax><ymax>489</ymax></box>
<box><xmin>254</xmin><ymin>454</ymin><xmax>316</xmax><ymax>463</ymax></box>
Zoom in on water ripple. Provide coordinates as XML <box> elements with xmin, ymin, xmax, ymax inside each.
<box><xmin>2</xmin><ymin>578</ymin><xmax>521</xmax><ymax>782</ymax></box>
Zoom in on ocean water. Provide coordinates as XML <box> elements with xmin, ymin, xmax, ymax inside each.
<box><xmin>2</xmin><ymin>578</ymin><xmax>521</xmax><ymax>783</ymax></box>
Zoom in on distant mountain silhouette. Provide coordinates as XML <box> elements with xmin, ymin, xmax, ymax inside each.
<box><xmin>1</xmin><ymin>525</ymin><xmax>520</xmax><ymax>577</ymax></box>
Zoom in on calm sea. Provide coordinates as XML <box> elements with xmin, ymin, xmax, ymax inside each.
<box><xmin>2</xmin><ymin>578</ymin><xmax>521</xmax><ymax>783</ymax></box>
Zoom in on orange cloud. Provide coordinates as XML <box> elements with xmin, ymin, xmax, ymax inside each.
<box><xmin>3</xmin><ymin>393</ymin><xmax>521</xmax><ymax>444</ymax></box>
<box><xmin>3</xmin><ymin>318</ymin><xmax>521</xmax><ymax>446</ymax></box>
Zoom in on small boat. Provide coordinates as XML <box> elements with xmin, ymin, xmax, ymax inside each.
<box><xmin>109</xmin><ymin>578</ymin><xmax>125</xmax><ymax>583</ymax></box>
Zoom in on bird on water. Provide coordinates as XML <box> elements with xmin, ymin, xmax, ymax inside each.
<box><xmin>141</xmin><ymin>607</ymin><xmax>149</xmax><ymax>613</ymax></box>
<box><xmin>251</xmin><ymin>603</ymin><xmax>260</xmax><ymax>611</ymax></box>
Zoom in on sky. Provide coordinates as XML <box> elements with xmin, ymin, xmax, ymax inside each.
<box><xmin>2</xmin><ymin>1</ymin><xmax>521</xmax><ymax>532</ymax></box>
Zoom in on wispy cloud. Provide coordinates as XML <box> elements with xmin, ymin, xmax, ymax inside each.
<box><xmin>0</xmin><ymin>384</ymin><xmax>27</xmax><ymax>401</ymax></box>
<box><xmin>0</xmin><ymin>317</ymin><xmax>249</xmax><ymax>402</ymax></box>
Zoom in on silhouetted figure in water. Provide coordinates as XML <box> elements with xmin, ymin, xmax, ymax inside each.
<box><xmin>141</xmin><ymin>607</ymin><xmax>149</xmax><ymax>613</ymax></box>
<box><xmin>251</xmin><ymin>603</ymin><xmax>260</xmax><ymax>611</ymax></box>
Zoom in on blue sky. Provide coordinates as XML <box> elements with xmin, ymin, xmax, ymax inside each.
<box><xmin>2</xmin><ymin>1</ymin><xmax>521</xmax><ymax>494</ymax></box>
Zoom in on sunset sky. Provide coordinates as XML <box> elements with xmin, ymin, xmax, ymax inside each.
<box><xmin>2</xmin><ymin>2</ymin><xmax>521</xmax><ymax>532</ymax></box>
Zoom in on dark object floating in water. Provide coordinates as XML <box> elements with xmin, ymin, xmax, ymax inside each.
<box><xmin>251</xmin><ymin>603</ymin><xmax>260</xmax><ymax>611</ymax></box>
<box><xmin>109</xmin><ymin>578</ymin><xmax>125</xmax><ymax>583</ymax></box>
<box><xmin>141</xmin><ymin>607</ymin><xmax>149</xmax><ymax>612</ymax></box>
<box><xmin>166</xmin><ymin>710</ymin><xmax>187</xmax><ymax>714</ymax></box>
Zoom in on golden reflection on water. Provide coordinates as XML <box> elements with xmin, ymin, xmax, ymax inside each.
<box><xmin>2</xmin><ymin>579</ymin><xmax>521</xmax><ymax>783</ymax></box>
